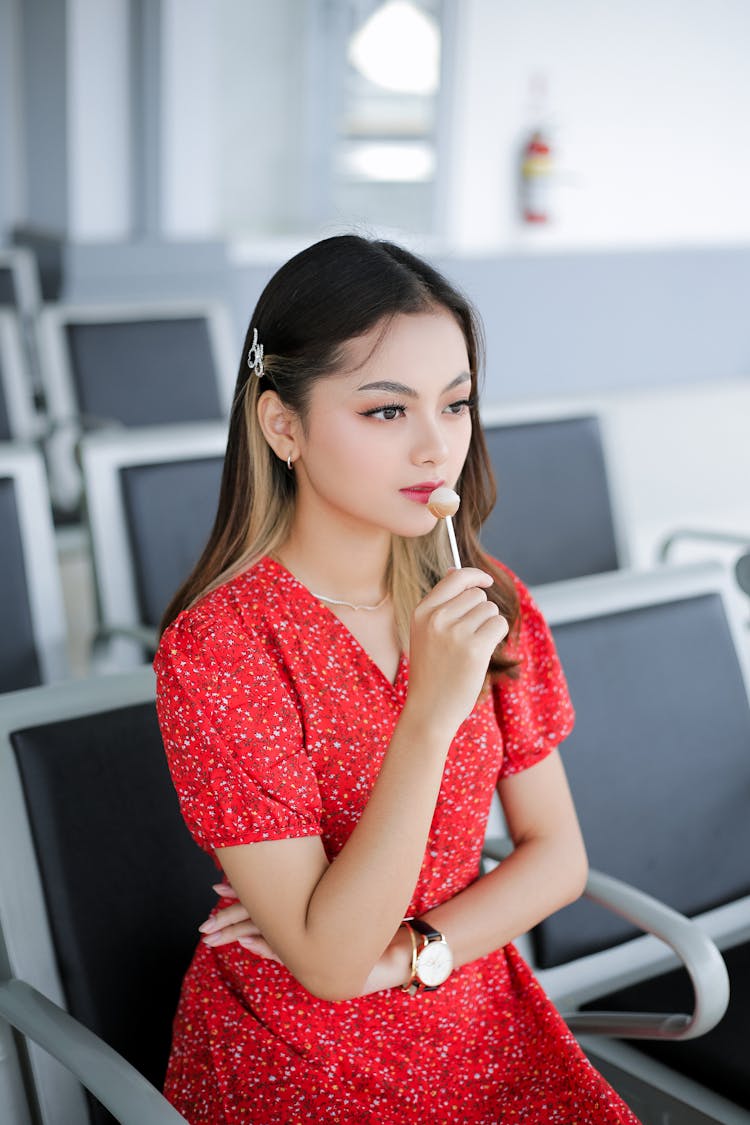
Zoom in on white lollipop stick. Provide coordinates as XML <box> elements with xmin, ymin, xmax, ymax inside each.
<box><xmin>444</xmin><ymin>516</ymin><xmax>461</xmax><ymax>570</ymax></box>
<box><xmin>427</xmin><ymin>487</ymin><xmax>462</xmax><ymax>569</ymax></box>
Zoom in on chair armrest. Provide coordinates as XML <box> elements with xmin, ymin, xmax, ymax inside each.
<box><xmin>659</xmin><ymin>527</ymin><xmax>750</xmax><ymax>563</ymax></box>
<box><xmin>482</xmin><ymin>837</ymin><xmax>730</xmax><ymax>1041</ymax></box>
<box><xmin>0</xmin><ymin>979</ymin><xmax>187</xmax><ymax>1125</ymax></box>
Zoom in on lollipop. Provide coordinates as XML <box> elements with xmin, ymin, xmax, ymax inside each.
<box><xmin>428</xmin><ymin>487</ymin><xmax>461</xmax><ymax>569</ymax></box>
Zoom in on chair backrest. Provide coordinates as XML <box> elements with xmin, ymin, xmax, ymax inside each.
<box><xmin>37</xmin><ymin>301</ymin><xmax>235</xmax><ymax>511</ymax></box>
<box><xmin>0</xmin><ymin>312</ymin><xmax>41</xmax><ymax>442</ymax></box>
<box><xmin>0</xmin><ymin>249</ymin><xmax>42</xmax><ymax>316</ymax></box>
<box><xmin>37</xmin><ymin>301</ymin><xmax>235</xmax><ymax>428</ymax></box>
<box><xmin>527</xmin><ymin>563</ymin><xmax>750</xmax><ymax>1003</ymax></box>
<box><xmin>0</xmin><ymin>444</ymin><xmax>68</xmax><ymax>691</ymax></box>
<box><xmin>80</xmin><ymin>424</ymin><xmax>226</xmax><ymax>663</ymax></box>
<box><xmin>0</xmin><ymin>670</ymin><xmax>217</xmax><ymax>1125</ymax></box>
<box><xmin>479</xmin><ymin>407</ymin><xmax>625</xmax><ymax>585</ymax></box>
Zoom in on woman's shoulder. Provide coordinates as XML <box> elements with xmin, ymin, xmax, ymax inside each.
<box><xmin>155</xmin><ymin>556</ymin><xmax>287</xmax><ymax>670</ymax></box>
<box><xmin>487</xmin><ymin>556</ymin><xmax>575</xmax><ymax>762</ymax></box>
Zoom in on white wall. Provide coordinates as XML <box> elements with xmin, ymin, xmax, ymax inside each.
<box><xmin>66</xmin><ymin>0</ymin><xmax>222</xmax><ymax>242</ymax></box>
<box><xmin>33</xmin><ymin>1</ymin><xmax>750</xmax><ymax>250</ymax></box>
<box><xmin>215</xmin><ymin>0</ymin><xmax>309</xmax><ymax>239</ymax></box>
<box><xmin>67</xmin><ymin>0</ymin><xmax>131</xmax><ymax>241</ymax></box>
<box><xmin>446</xmin><ymin>0</ymin><xmax>750</xmax><ymax>253</ymax></box>
<box><xmin>602</xmin><ymin>378</ymin><xmax>750</xmax><ymax>569</ymax></box>
<box><xmin>160</xmin><ymin>0</ymin><xmax>220</xmax><ymax>239</ymax></box>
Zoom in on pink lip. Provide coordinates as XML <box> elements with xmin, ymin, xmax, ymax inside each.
<box><xmin>399</xmin><ymin>480</ymin><xmax>445</xmax><ymax>505</ymax></box>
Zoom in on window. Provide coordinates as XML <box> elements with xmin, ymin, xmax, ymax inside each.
<box><xmin>216</xmin><ymin>0</ymin><xmax>448</xmax><ymax>242</ymax></box>
<box><xmin>334</xmin><ymin>0</ymin><xmax>443</xmax><ymax>235</ymax></box>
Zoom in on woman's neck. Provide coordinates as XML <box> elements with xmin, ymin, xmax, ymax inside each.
<box><xmin>277</xmin><ymin>512</ymin><xmax>391</xmax><ymax>605</ymax></box>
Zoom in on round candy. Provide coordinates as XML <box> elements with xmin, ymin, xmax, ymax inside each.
<box><xmin>427</xmin><ymin>486</ymin><xmax>460</xmax><ymax>518</ymax></box>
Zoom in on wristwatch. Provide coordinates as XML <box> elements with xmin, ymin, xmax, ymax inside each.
<box><xmin>401</xmin><ymin>918</ymin><xmax>454</xmax><ymax>995</ymax></box>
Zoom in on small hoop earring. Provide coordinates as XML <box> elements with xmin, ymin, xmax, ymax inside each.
<box><xmin>287</xmin><ymin>453</ymin><xmax>293</xmax><ymax>471</ymax></box>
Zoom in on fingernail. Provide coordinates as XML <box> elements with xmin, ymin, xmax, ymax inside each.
<box><xmin>237</xmin><ymin>937</ymin><xmax>256</xmax><ymax>949</ymax></box>
<box><xmin>202</xmin><ymin>932</ymin><xmax>223</xmax><ymax>946</ymax></box>
<box><xmin>198</xmin><ymin>918</ymin><xmax>218</xmax><ymax>934</ymax></box>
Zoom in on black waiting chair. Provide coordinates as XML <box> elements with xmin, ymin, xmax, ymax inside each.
<box><xmin>479</xmin><ymin>408</ymin><xmax>627</xmax><ymax>586</ymax></box>
<box><xmin>78</xmin><ymin>423</ymin><xmax>227</xmax><ymax>668</ymax></box>
<box><xmin>35</xmin><ymin>301</ymin><xmax>235</xmax><ymax>513</ymax></box>
<box><xmin>0</xmin><ymin>443</ymin><xmax>69</xmax><ymax>692</ymax></box>
<box><xmin>0</xmin><ymin>668</ymin><xmax>216</xmax><ymax>1124</ymax></box>
<box><xmin>486</xmin><ymin>561</ymin><xmax>750</xmax><ymax>1123</ymax></box>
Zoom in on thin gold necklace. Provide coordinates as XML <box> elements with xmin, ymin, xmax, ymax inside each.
<box><xmin>311</xmin><ymin>591</ymin><xmax>390</xmax><ymax>612</ymax></box>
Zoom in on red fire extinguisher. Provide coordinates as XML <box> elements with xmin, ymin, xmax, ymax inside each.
<box><xmin>520</xmin><ymin>129</ymin><xmax>553</xmax><ymax>224</ymax></box>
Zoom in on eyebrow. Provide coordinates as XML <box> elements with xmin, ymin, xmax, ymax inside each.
<box><xmin>355</xmin><ymin>373</ymin><xmax>471</xmax><ymax>397</ymax></box>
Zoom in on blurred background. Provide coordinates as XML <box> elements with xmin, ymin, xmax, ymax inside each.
<box><xmin>1</xmin><ymin>0</ymin><xmax>749</xmax><ymax>682</ymax></box>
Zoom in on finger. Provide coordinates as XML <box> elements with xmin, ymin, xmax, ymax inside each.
<box><xmin>199</xmin><ymin>903</ymin><xmax>253</xmax><ymax>933</ymax></box>
<box><xmin>428</xmin><ymin>586</ymin><xmax>489</xmax><ymax>627</ymax></box>
<box><xmin>452</xmin><ymin>599</ymin><xmax>507</xmax><ymax>639</ymax></box>
<box><xmin>202</xmin><ymin>920</ymin><xmax>262</xmax><ymax>947</ymax></box>
<box><xmin>419</xmin><ymin>568</ymin><xmax>494</xmax><ymax>610</ymax></box>
<box><xmin>237</xmin><ymin>935</ymin><xmax>282</xmax><ymax>962</ymax></box>
<box><xmin>474</xmin><ymin>608</ymin><xmax>510</xmax><ymax>645</ymax></box>
<box><xmin>212</xmin><ymin>882</ymin><xmax>237</xmax><ymax>898</ymax></box>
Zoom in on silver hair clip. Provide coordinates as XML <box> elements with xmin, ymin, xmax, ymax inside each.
<box><xmin>247</xmin><ymin>328</ymin><xmax>264</xmax><ymax>378</ymax></box>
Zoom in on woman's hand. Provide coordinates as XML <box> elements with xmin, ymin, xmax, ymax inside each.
<box><xmin>406</xmin><ymin>567</ymin><xmax>509</xmax><ymax>735</ymax></box>
<box><xmin>200</xmin><ymin>884</ymin><xmax>412</xmax><ymax>995</ymax></box>
<box><xmin>199</xmin><ymin>882</ymin><xmax>281</xmax><ymax>961</ymax></box>
<box><xmin>359</xmin><ymin>924</ymin><xmax>414</xmax><ymax>996</ymax></box>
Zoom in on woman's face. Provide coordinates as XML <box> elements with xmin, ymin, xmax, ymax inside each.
<box><xmin>292</xmin><ymin>309</ymin><xmax>473</xmax><ymax>540</ymax></box>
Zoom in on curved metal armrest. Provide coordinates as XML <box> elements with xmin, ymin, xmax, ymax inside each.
<box><xmin>482</xmin><ymin>837</ymin><xmax>730</xmax><ymax>1041</ymax></box>
<box><xmin>659</xmin><ymin>527</ymin><xmax>750</xmax><ymax>563</ymax></box>
<box><xmin>0</xmin><ymin>979</ymin><xmax>187</xmax><ymax>1125</ymax></box>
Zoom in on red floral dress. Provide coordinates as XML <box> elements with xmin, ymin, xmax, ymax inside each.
<box><xmin>154</xmin><ymin>556</ymin><xmax>640</xmax><ymax>1124</ymax></box>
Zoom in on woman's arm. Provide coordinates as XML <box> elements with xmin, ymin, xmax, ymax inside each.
<box><xmin>206</xmin><ymin>749</ymin><xmax>587</xmax><ymax>994</ymax></box>
<box><xmin>216</xmin><ymin>567</ymin><xmax>508</xmax><ymax>1002</ymax></box>
<box><xmin>343</xmin><ymin>748</ymin><xmax>587</xmax><ymax>992</ymax></box>
<box><xmin>421</xmin><ymin>748</ymin><xmax>588</xmax><ymax>966</ymax></box>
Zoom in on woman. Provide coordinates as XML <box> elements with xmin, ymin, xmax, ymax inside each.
<box><xmin>155</xmin><ymin>235</ymin><xmax>640</xmax><ymax>1123</ymax></box>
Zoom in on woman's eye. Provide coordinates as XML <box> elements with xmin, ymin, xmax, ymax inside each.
<box><xmin>445</xmin><ymin>398</ymin><xmax>472</xmax><ymax>415</ymax></box>
<box><xmin>360</xmin><ymin>403</ymin><xmax>406</xmax><ymax>421</ymax></box>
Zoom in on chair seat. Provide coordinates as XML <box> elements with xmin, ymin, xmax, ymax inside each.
<box><xmin>582</xmin><ymin>940</ymin><xmax>750</xmax><ymax>1110</ymax></box>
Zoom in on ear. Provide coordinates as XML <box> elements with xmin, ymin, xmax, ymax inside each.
<box><xmin>256</xmin><ymin>389</ymin><xmax>300</xmax><ymax>463</ymax></box>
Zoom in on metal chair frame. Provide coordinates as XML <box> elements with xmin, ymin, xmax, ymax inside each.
<box><xmin>0</xmin><ymin>443</ymin><xmax>69</xmax><ymax>686</ymax></box>
<box><xmin>79</xmin><ymin>421</ymin><xmax>228</xmax><ymax>668</ymax></box>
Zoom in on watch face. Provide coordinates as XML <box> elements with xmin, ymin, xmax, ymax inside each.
<box><xmin>417</xmin><ymin>940</ymin><xmax>453</xmax><ymax>987</ymax></box>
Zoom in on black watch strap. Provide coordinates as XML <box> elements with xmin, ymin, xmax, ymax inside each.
<box><xmin>409</xmin><ymin>918</ymin><xmax>441</xmax><ymax>942</ymax></box>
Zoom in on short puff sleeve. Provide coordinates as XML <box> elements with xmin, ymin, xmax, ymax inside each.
<box><xmin>493</xmin><ymin>575</ymin><xmax>575</xmax><ymax>778</ymax></box>
<box><xmin>154</xmin><ymin>607</ymin><xmax>322</xmax><ymax>852</ymax></box>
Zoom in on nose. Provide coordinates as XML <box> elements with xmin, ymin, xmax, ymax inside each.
<box><xmin>411</xmin><ymin>413</ymin><xmax>449</xmax><ymax>467</ymax></box>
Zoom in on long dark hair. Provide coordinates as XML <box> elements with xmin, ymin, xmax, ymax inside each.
<box><xmin>161</xmin><ymin>235</ymin><xmax>519</xmax><ymax>678</ymax></box>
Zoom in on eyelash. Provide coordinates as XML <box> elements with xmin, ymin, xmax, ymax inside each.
<box><xmin>360</xmin><ymin>398</ymin><xmax>474</xmax><ymax>421</ymax></box>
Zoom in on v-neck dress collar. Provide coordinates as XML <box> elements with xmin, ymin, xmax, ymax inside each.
<box><xmin>257</xmin><ymin>555</ymin><xmax>408</xmax><ymax>693</ymax></box>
